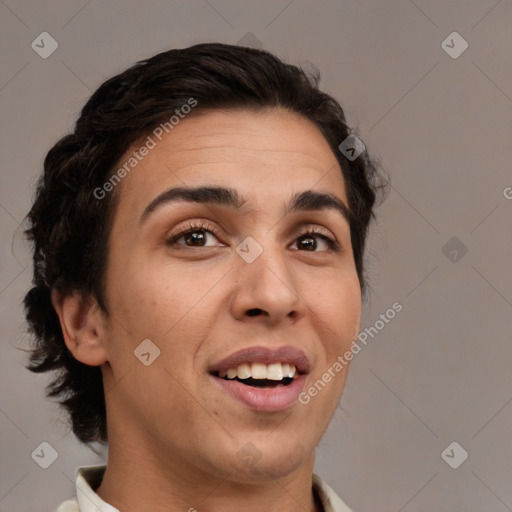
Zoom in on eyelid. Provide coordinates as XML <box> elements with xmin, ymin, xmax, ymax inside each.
<box><xmin>291</xmin><ymin>222</ymin><xmax>333</xmax><ymax>239</ymax></box>
<box><xmin>290</xmin><ymin>224</ymin><xmax>341</xmax><ymax>251</ymax></box>
<box><xmin>166</xmin><ymin>219</ymin><xmax>341</xmax><ymax>252</ymax></box>
<box><xmin>166</xmin><ymin>219</ymin><xmax>224</xmax><ymax>246</ymax></box>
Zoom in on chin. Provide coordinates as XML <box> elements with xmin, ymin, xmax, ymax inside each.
<box><xmin>229</xmin><ymin>439</ymin><xmax>313</xmax><ymax>483</ymax></box>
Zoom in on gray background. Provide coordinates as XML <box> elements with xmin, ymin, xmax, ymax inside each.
<box><xmin>1</xmin><ymin>1</ymin><xmax>511</xmax><ymax>511</ymax></box>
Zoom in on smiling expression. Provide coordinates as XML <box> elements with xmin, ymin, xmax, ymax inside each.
<box><xmin>98</xmin><ymin>107</ymin><xmax>362</xmax><ymax>482</ymax></box>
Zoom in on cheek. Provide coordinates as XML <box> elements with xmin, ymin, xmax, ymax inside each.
<box><xmin>304</xmin><ymin>274</ymin><xmax>360</xmax><ymax>418</ymax></box>
<box><xmin>104</xmin><ymin>257</ymin><xmax>227</xmax><ymax>369</ymax></box>
<box><xmin>307</xmin><ymin>270</ymin><xmax>361</xmax><ymax>344</ymax></box>
<box><xmin>107</xmin><ymin>258</ymin><xmax>205</xmax><ymax>332</ymax></box>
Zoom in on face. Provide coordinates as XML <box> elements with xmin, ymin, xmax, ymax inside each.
<box><xmin>99</xmin><ymin>108</ymin><xmax>361</xmax><ymax>482</ymax></box>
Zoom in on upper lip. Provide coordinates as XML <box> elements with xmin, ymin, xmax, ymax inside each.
<box><xmin>209</xmin><ymin>345</ymin><xmax>311</xmax><ymax>375</ymax></box>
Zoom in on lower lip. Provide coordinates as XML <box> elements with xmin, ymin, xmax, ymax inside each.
<box><xmin>212</xmin><ymin>374</ymin><xmax>307</xmax><ymax>412</ymax></box>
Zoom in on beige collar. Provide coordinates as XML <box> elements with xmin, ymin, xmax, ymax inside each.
<box><xmin>56</xmin><ymin>465</ymin><xmax>353</xmax><ymax>512</ymax></box>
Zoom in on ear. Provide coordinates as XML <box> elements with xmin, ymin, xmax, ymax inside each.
<box><xmin>51</xmin><ymin>289</ymin><xmax>109</xmax><ymax>366</ymax></box>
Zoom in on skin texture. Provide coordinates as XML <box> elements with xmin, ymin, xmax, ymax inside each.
<box><xmin>52</xmin><ymin>108</ymin><xmax>362</xmax><ymax>512</ymax></box>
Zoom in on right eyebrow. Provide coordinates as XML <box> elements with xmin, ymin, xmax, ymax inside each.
<box><xmin>139</xmin><ymin>186</ymin><xmax>247</xmax><ymax>225</ymax></box>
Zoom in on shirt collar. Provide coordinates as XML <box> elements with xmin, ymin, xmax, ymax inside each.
<box><xmin>75</xmin><ymin>466</ymin><xmax>119</xmax><ymax>512</ymax></box>
<box><xmin>72</xmin><ymin>465</ymin><xmax>352</xmax><ymax>512</ymax></box>
<box><xmin>312</xmin><ymin>473</ymin><xmax>354</xmax><ymax>512</ymax></box>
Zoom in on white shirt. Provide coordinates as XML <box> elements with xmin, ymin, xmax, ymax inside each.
<box><xmin>56</xmin><ymin>465</ymin><xmax>353</xmax><ymax>512</ymax></box>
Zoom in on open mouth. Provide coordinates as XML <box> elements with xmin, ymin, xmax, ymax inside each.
<box><xmin>210</xmin><ymin>356</ymin><xmax>307</xmax><ymax>411</ymax></box>
<box><xmin>214</xmin><ymin>373</ymin><xmax>295</xmax><ymax>388</ymax></box>
<box><xmin>212</xmin><ymin>362</ymin><xmax>297</xmax><ymax>388</ymax></box>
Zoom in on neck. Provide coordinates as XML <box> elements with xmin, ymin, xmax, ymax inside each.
<box><xmin>96</xmin><ymin>434</ymin><xmax>321</xmax><ymax>512</ymax></box>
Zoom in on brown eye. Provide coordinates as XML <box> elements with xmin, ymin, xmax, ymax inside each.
<box><xmin>184</xmin><ymin>230</ymin><xmax>207</xmax><ymax>246</ymax></box>
<box><xmin>176</xmin><ymin>229</ymin><xmax>222</xmax><ymax>247</ymax></box>
<box><xmin>167</xmin><ymin>222</ymin><xmax>226</xmax><ymax>248</ymax></box>
<box><xmin>292</xmin><ymin>232</ymin><xmax>334</xmax><ymax>252</ymax></box>
<box><xmin>298</xmin><ymin>235</ymin><xmax>317</xmax><ymax>251</ymax></box>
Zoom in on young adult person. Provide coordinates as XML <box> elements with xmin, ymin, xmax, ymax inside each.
<box><xmin>24</xmin><ymin>43</ymin><xmax>387</xmax><ymax>512</ymax></box>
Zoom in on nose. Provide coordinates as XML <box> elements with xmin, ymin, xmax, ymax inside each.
<box><xmin>229</xmin><ymin>242</ymin><xmax>307</xmax><ymax>326</ymax></box>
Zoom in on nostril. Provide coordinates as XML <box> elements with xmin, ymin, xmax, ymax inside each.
<box><xmin>246</xmin><ymin>308</ymin><xmax>265</xmax><ymax>317</ymax></box>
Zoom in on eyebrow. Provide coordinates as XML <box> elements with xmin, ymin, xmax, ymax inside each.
<box><xmin>139</xmin><ymin>186</ymin><xmax>352</xmax><ymax>226</ymax></box>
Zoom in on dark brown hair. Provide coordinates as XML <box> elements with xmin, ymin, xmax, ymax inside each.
<box><xmin>24</xmin><ymin>42</ymin><xmax>388</xmax><ymax>445</ymax></box>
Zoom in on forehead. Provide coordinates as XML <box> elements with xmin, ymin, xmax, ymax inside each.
<box><xmin>160</xmin><ymin>108</ymin><xmax>335</xmax><ymax>163</ymax></box>
<box><xmin>112</xmin><ymin>108</ymin><xmax>347</xmax><ymax>220</ymax></box>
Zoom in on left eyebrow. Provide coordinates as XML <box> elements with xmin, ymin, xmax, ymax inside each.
<box><xmin>287</xmin><ymin>189</ymin><xmax>352</xmax><ymax>225</ymax></box>
<box><xmin>139</xmin><ymin>186</ymin><xmax>352</xmax><ymax>226</ymax></box>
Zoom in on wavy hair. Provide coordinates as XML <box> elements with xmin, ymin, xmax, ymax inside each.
<box><xmin>24</xmin><ymin>43</ymin><xmax>388</xmax><ymax>444</ymax></box>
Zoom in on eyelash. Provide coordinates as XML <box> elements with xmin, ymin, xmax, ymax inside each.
<box><xmin>166</xmin><ymin>220</ymin><xmax>341</xmax><ymax>252</ymax></box>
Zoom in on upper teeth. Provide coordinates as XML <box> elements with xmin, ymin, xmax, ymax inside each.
<box><xmin>220</xmin><ymin>363</ymin><xmax>296</xmax><ymax>380</ymax></box>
